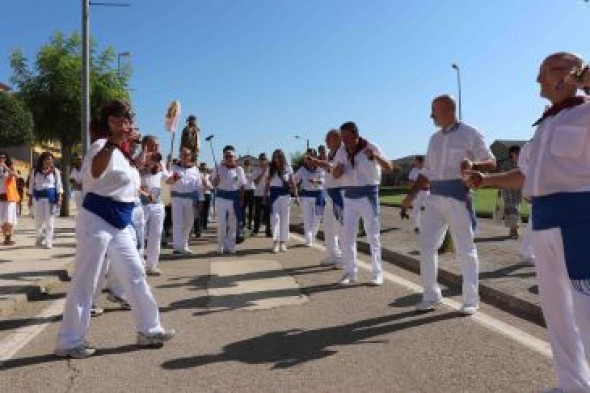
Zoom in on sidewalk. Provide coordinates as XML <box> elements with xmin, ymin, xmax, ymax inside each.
<box><xmin>0</xmin><ymin>212</ymin><xmax>76</xmax><ymax>317</ymax></box>
<box><xmin>290</xmin><ymin>203</ymin><xmax>543</xmax><ymax>324</ymax></box>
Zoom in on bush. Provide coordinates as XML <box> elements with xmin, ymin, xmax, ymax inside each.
<box><xmin>0</xmin><ymin>91</ymin><xmax>33</xmax><ymax>146</ymax></box>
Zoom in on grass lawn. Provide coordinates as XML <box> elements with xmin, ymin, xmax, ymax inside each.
<box><xmin>380</xmin><ymin>187</ymin><xmax>530</xmax><ymax>219</ymax></box>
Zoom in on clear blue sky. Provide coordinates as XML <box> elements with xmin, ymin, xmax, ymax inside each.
<box><xmin>1</xmin><ymin>0</ymin><xmax>589</xmax><ymax>165</ymax></box>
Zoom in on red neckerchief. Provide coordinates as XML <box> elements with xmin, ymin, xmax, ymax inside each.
<box><xmin>117</xmin><ymin>140</ymin><xmax>138</xmax><ymax>168</ymax></box>
<box><xmin>224</xmin><ymin>163</ymin><xmax>238</xmax><ymax>169</ymax></box>
<box><xmin>532</xmin><ymin>96</ymin><xmax>588</xmax><ymax>126</ymax></box>
<box><xmin>346</xmin><ymin>138</ymin><xmax>368</xmax><ymax>167</ymax></box>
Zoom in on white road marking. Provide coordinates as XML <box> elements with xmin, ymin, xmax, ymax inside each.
<box><xmin>290</xmin><ymin>233</ymin><xmax>552</xmax><ymax>358</ymax></box>
<box><xmin>0</xmin><ymin>298</ymin><xmax>65</xmax><ymax>363</ymax></box>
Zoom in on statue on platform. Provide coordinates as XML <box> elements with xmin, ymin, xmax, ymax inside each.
<box><xmin>180</xmin><ymin>115</ymin><xmax>200</xmax><ymax>160</ymax></box>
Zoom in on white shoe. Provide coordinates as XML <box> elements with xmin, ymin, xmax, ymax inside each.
<box><xmin>272</xmin><ymin>243</ymin><xmax>279</xmax><ymax>254</ymax></box>
<box><xmin>279</xmin><ymin>243</ymin><xmax>287</xmax><ymax>252</ymax></box>
<box><xmin>370</xmin><ymin>274</ymin><xmax>384</xmax><ymax>286</ymax></box>
<box><xmin>459</xmin><ymin>304</ymin><xmax>478</xmax><ymax>316</ymax></box>
<box><xmin>415</xmin><ymin>299</ymin><xmax>441</xmax><ymax>312</ymax></box>
<box><xmin>519</xmin><ymin>256</ymin><xmax>535</xmax><ymax>266</ymax></box>
<box><xmin>43</xmin><ymin>243</ymin><xmax>53</xmax><ymax>249</ymax></box>
<box><xmin>183</xmin><ymin>248</ymin><xmax>194</xmax><ymax>254</ymax></box>
<box><xmin>304</xmin><ymin>241</ymin><xmax>313</xmax><ymax>247</ymax></box>
<box><xmin>339</xmin><ymin>274</ymin><xmax>357</xmax><ymax>285</ymax></box>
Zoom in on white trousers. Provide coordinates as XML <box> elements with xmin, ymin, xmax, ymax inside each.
<box><xmin>94</xmin><ymin>256</ymin><xmax>126</xmax><ymax>303</ymax></box>
<box><xmin>521</xmin><ymin>219</ymin><xmax>535</xmax><ymax>261</ymax></box>
<box><xmin>72</xmin><ymin>190</ymin><xmax>83</xmax><ymax>211</ymax></box>
<box><xmin>143</xmin><ymin>203</ymin><xmax>164</xmax><ymax>269</ymax></box>
<box><xmin>216</xmin><ymin>198</ymin><xmax>237</xmax><ymax>252</ymax></box>
<box><xmin>532</xmin><ymin>227</ymin><xmax>590</xmax><ymax>392</ymax></box>
<box><xmin>56</xmin><ymin>209</ymin><xmax>163</xmax><ymax>350</ymax></box>
<box><xmin>0</xmin><ymin>201</ymin><xmax>17</xmax><ymax>225</ymax></box>
<box><xmin>419</xmin><ymin>195</ymin><xmax>479</xmax><ymax>307</ymax></box>
<box><xmin>412</xmin><ymin>190</ymin><xmax>429</xmax><ymax>230</ymax></box>
<box><xmin>271</xmin><ymin>195</ymin><xmax>290</xmax><ymax>242</ymax></box>
<box><xmin>301</xmin><ymin>196</ymin><xmax>321</xmax><ymax>245</ymax></box>
<box><xmin>171</xmin><ymin>197</ymin><xmax>194</xmax><ymax>252</ymax></box>
<box><xmin>132</xmin><ymin>205</ymin><xmax>145</xmax><ymax>256</ymax></box>
<box><xmin>323</xmin><ymin>195</ymin><xmax>343</xmax><ymax>259</ymax></box>
<box><xmin>341</xmin><ymin>196</ymin><xmax>382</xmax><ymax>279</ymax></box>
<box><xmin>34</xmin><ymin>198</ymin><xmax>55</xmax><ymax>246</ymax></box>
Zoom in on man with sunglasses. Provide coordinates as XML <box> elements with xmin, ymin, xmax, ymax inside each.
<box><xmin>211</xmin><ymin>146</ymin><xmax>247</xmax><ymax>254</ymax></box>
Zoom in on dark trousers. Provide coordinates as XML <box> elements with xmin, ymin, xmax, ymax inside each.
<box><xmin>243</xmin><ymin>190</ymin><xmax>255</xmax><ymax>229</ymax></box>
<box><xmin>194</xmin><ymin>193</ymin><xmax>212</xmax><ymax>235</ymax></box>
<box><xmin>253</xmin><ymin>196</ymin><xmax>271</xmax><ymax>235</ymax></box>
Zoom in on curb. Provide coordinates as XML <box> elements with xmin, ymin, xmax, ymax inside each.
<box><xmin>290</xmin><ymin>223</ymin><xmax>544</xmax><ymax>326</ymax></box>
<box><xmin>0</xmin><ymin>265</ymin><xmax>72</xmax><ymax>318</ymax></box>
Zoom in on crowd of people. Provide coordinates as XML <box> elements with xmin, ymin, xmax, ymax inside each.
<box><xmin>3</xmin><ymin>50</ymin><xmax>590</xmax><ymax>393</ymax></box>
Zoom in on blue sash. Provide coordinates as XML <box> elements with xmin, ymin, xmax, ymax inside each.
<box><xmin>269</xmin><ymin>186</ymin><xmax>289</xmax><ymax>214</ymax></box>
<box><xmin>33</xmin><ymin>188</ymin><xmax>58</xmax><ymax>203</ymax></box>
<box><xmin>140</xmin><ymin>187</ymin><xmax>161</xmax><ymax>205</ymax></box>
<box><xmin>300</xmin><ymin>189</ymin><xmax>326</xmax><ymax>216</ymax></box>
<box><xmin>430</xmin><ymin>179</ymin><xmax>477</xmax><ymax>230</ymax></box>
<box><xmin>344</xmin><ymin>185</ymin><xmax>379</xmax><ymax>216</ymax></box>
<box><xmin>327</xmin><ymin>187</ymin><xmax>344</xmax><ymax>223</ymax></box>
<box><xmin>83</xmin><ymin>192</ymin><xmax>134</xmax><ymax>229</ymax></box>
<box><xmin>171</xmin><ymin>190</ymin><xmax>199</xmax><ymax>200</ymax></box>
<box><xmin>532</xmin><ymin>191</ymin><xmax>590</xmax><ymax>295</ymax></box>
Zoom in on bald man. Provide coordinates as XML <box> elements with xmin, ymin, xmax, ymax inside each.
<box><xmin>465</xmin><ymin>52</ymin><xmax>590</xmax><ymax>393</ymax></box>
<box><xmin>402</xmin><ymin>95</ymin><xmax>496</xmax><ymax>315</ymax></box>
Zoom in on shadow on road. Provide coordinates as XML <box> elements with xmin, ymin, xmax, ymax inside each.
<box><xmin>161</xmin><ymin>310</ymin><xmax>458</xmax><ymax>370</ymax></box>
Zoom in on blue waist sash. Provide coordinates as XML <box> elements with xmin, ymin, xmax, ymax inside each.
<box><xmin>430</xmin><ymin>179</ymin><xmax>477</xmax><ymax>230</ymax></box>
<box><xmin>532</xmin><ymin>191</ymin><xmax>590</xmax><ymax>295</ymax></box>
<box><xmin>269</xmin><ymin>186</ymin><xmax>289</xmax><ymax>214</ymax></box>
<box><xmin>171</xmin><ymin>190</ymin><xmax>198</xmax><ymax>200</ymax></box>
<box><xmin>34</xmin><ymin>188</ymin><xmax>58</xmax><ymax>203</ymax></box>
<box><xmin>327</xmin><ymin>187</ymin><xmax>344</xmax><ymax>223</ymax></box>
<box><xmin>140</xmin><ymin>187</ymin><xmax>161</xmax><ymax>205</ymax></box>
<box><xmin>300</xmin><ymin>189</ymin><xmax>326</xmax><ymax>216</ymax></box>
<box><xmin>344</xmin><ymin>185</ymin><xmax>379</xmax><ymax>216</ymax></box>
<box><xmin>83</xmin><ymin>192</ymin><xmax>134</xmax><ymax>229</ymax></box>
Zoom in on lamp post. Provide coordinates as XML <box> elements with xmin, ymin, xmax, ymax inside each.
<box><xmin>451</xmin><ymin>63</ymin><xmax>462</xmax><ymax>120</ymax></box>
<box><xmin>117</xmin><ymin>51</ymin><xmax>131</xmax><ymax>77</ymax></box>
<box><xmin>294</xmin><ymin>135</ymin><xmax>310</xmax><ymax>151</ymax></box>
<box><xmin>81</xmin><ymin>1</ymin><xmax>130</xmax><ymax>155</ymax></box>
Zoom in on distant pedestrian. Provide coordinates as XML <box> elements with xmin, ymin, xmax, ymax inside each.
<box><xmin>402</xmin><ymin>95</ymin><xmax>496</xmax><ymax>315</ymax></box>
<box><xmin>0</xmin><ymin>153</ymin><xmax>19</xmax><ymax>245</ymax></box>
<box><xmin>242</xmin><ymin>159</ymin><xmax>256</xmax><ymax>230</ymax></box>
<box><xmin>465</xmin><ymin>52</ymin><xmax>590</xmax><ymax>392</ymax></box>
<box><xmin>70</xmin><ymin>156</ymin><xmax>83</xmax><ymax>211</ymax></box>
<box><xmin>251</xmin><ymin>153</ymin><xmax>271</xmax><ymax>237</ymax></box>
<box><xmin>407</xmin><ymin>155</ymin><xmax>428</xmax><ymax>234</ymax></box>
<box><xmin>502</xmin><ymin>145</ymin><xmax>522</xmax><ymax>239</ymax></box>
<box><xmin>15</xmin><ymin>170</ymin><xmax>25</xmax><ymax>216</ymax></box>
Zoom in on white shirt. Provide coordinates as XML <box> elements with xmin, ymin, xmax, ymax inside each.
<box><xmin>212</xmin><ymin>164</ymin><xmax>247</xmax><ymax>191</ymax></box>
<box><xmin>267</xmin><ymin>165</ymin><xmax>294</xmax><ymax>188</ymax></box>
<box><xmin>252</xmin><ymin>166</ymin><xmax>267</xmax><ymax>197</ymax></box>
<box><xmin>170</xmin><ymin>164</ymin><xmax>203</xmax><ymax>200</ymax></box>
<box><xmin>333</xmin><ymin>139</ymin><xmax>384</xmax><ymax>187</ymax></box>
<box><xmin>294</xmin><ymin>166</ymin><xmax>325</xmax><ymax>192</ymax></box>
<box><xmin>324</xmin><ymin>146</ymin><xmax>344</xmax><ymax>189</ymax></box>
<box><xmin>70</xmin><ymin>168</ymin><xmax>82</xmax><ymax>184</ymax></box>
<box><xmin>0</xmin><ymin>170</ymin><xmax>9</xmax><ymax>193</ymax></box>
<box><xmin>522</xmin><ymin>101</ymin><xmax>590</xmax><ymax>198</ymax></box>
<box><xmin>408</xmin><ymin>167</ymin><xmax>423</xmax><ymax>182</ymax></box>
<box><xmin>243</xmin><ymin>167</ymin><xmax>256</xmax><ymax>190</ymax></box>
<box><xmin>422</xmin><ymin>122</ymin><xmax>494</xmax><ymax>181</ymax></box>
<box><xmin>141</xmin><ymin>160</ymin><xmax>170</xmax><ymax>190</ymax></box>
<box><xmin>202</xmin><ymin>173</ymin><xmax>213</xmax><ymax>195</ymax></box>
<box><xmin>82</xmin><ymin>139</ymin><xmax>136</xmax><ymax>203</ymax></box>
<box><xmin>31</xmin><ymin>168</ymin><xmax>64</xmax><ymax>194</ymax></box>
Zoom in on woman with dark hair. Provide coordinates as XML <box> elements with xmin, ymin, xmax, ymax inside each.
<box><xmin>294</xmin><ymin>148</ymin><xmax>325</xmax><ymax>247</ymax></box>
<box><xmin>264</xmin><ymin>149</ymin><xmax>299</xmax><ymax>253</ymax></box>
<box><xmin>29</xmin><ymin>151</ymin><xmax>63</xmax><ymax>249</ymax></box>
<box><xmin>55</xmin><ymin>99</ymin><xmax>174</xmax><ymax>359</ymax></box>
<box><xmin>0</xmin><ymin>153</ymin><xmax>20</xmax><ymax>245</ymax></box>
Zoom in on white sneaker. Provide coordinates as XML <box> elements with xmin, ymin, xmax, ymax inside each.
<box><xmin>370</xmin><ymin>274</ymin><xmax>384</xmax><ymax>286</ymax></box>
<box><xmin>43</xmin><ymin>243</ymin><xmax>53</xmax><ymax>249</ymax></box>
<box><xmin>339</xmin><ymin>274</ymin><xmax>357</xmax><ymax>285</ymax></box>
<box><xmin>460</xmin><ymin>304</ymin><xmax>478</xmax><ymax>316</ymax></box>
<box><xmin>136</xmin><ymin>329</ymin><xmax>176</xmax><ymax>347</ymax></box>
<box><xmin>415</xmin><ymin>299</ymin><xmax>441</xmax><ymax>312</ymax></box>
<box><xmin>272</xmin><ymin>243</ymin><xmax>279</xmax><ymax>254</ymax></box>
<box><xmin>304</xmin><ymin>242</ymin><xmax>313</xmax><ymax>247</ymax></box>
<box><xmin>279</xmin><ymin>243</ymin><xmax>287</xmax><ymax>252</ymax></box>
<box><xmin>182</xmin><ymin>248</ymin><xmax>194</xmax><ymax>255</ymax></box>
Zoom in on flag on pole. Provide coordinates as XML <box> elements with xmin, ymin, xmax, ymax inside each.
<box><xmin>165</xmin><ymin>100</ymin><xmax>181</xmax><ymax>134</ymax></box>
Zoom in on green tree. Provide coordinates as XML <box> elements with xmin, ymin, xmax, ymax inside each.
<box><xmin>10</xmin><ymin>31</ymin><xmax>131</xmax><ymax>216</ymax></box>
<box><xmin>0</xmin><ymin>91</ymin><xmax>34</xmax><ymax>146</ymax></box>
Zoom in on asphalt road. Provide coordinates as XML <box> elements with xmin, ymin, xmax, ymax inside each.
<box><xmin>0</xmin><ymin>227</ymin><xmax>555</xmax><ymax>393</ymax></box>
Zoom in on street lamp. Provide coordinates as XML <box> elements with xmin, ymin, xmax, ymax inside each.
<box><xmin>294</xmin><ymin>135</ymin><xmax>310</xmax><ymax>151</ymax></box>
<box><xmin>117</xmin><ymin>51</ymin><xmax>131</xmax><ymax>76</ymax></box>
<box><xmin>451</xmin><ymin>63</ymin><xmax>462</xmax><ymax>120</ymax></box>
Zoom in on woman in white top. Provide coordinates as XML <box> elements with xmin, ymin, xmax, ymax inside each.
<box><xmin>29</xmin><ymin>152</ymin><xmax>63</xmax><ymax>249</ymax></box>
<box><xmin>211</xmin><ymin>146</ymin><xmax>247</xmax><ymax>254</ymax></box>
<box><xmin>294</xmin><ymin>149</ymin><xmax>325</xmax><ymax>247</ymax></box>
<box><xmin>167</xmin><ymin>146</ymin><xmax>204</xmax><ymax>255</ymax></box>
<box><xmin>264</xmin><ymin>149</ymin><xmax>299</xmax><ymax>253</ymax></box>
<box><xmin>55</xmin><ymin>100</ymin><xmax>174</xmax><ymax>359</ymax></box>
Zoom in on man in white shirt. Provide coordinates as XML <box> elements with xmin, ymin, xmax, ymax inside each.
<box><xmin>332</xmin><ymin>121</ymin><xmax>394</xmax><ymax>286</ymax></box>
<box><xmin>407</xmin><ymin>155</ymin><xmax>428</xmax><ymax>233</ymax></box>
<box><xmin>403</xmin><ymin>95</ymin><xmax>496</xmax><ymax>316</ymax></box>
<box><xmin>251</xmin><ymin>153</ymin><xmax>271</xmax><ymax>237</ymax></box>
<box><xmin>464</xmin><ymin>52</ymin><xmax>590</xmax><ymax>393</ymax></box>
<box><xmin>243</xmin><ymin>159</ymin><xmax>256</xmax><ymax>231</ymax></box>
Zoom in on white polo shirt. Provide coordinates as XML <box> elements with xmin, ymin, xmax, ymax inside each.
<box><xmin>294</xmin><ymin>166</ymin><xmax>325</xmax><ymax>192</ymax></box>
<box><xmin>141</xmin><ymin>160</ymin><xmax>170</xmax><ymax>190</ymax></box>
<box><xmin>324</xmin><ymin>146</ymin><xmax>344</xmax><ymax>190</ymax></box>
<box><xmin>212</xmin><ymin>164</ymin><xmax>247</xmax><ymax>192</ymax></box>
<box><xmin>252</xmin><ymin>166</ymin><xmax>267</xmax><ymax>197</ymax></box>
<box><xmin>408</xmin><ymin>167</ymin><xmax>423</xmax><ymax>182</ymax></box>
<box><xmin>170</xmin><ymin>164</ymin><xmax>204</xmax><ymax>200</ymax></box>
<box><xmin>267</xmin><ymin>165</ymin><xmax>293</xmax><ymax>188</ymax></box>
<box><xmin>522</xmin><ymin>101</ymin><xmax>590</xmax><ymax>198</ymax></box>
<box><xmin>333</xmin><ymin>139</ymin><xmax>384</xmax><ymax>187</ymax></box>
<box><xmin>243</xmin><ymin>167</ymin><xmax>256</xmax><ymax>191</ymax></box>
<box><xmin>422</xmin><ymin>122</ymin><xmax>494</xmax><ymax>182</ymax></box>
